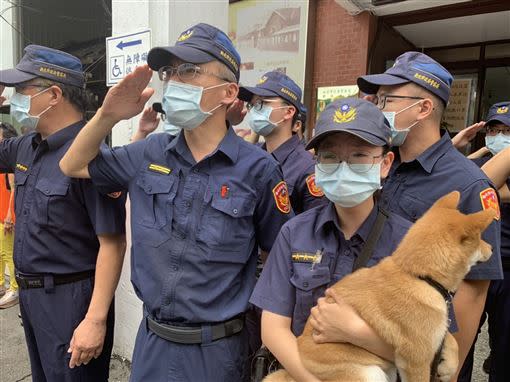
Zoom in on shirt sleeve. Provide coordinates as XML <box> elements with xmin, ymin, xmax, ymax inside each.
<box><xmin>88</xmin><ymin>139</ymin><xmax>146</xmax><ymax>192</ymax></box>
<box><xmin>460</xmin><ymin>179</ymin><xmax>503</xmax><ymax>280</ymax></box>
<box><xmin>254</xmin><ymin>164</ymin><xmax>294</xmax><ymax>252</ymax></box>
<box><xmin>0</xmin><ymin>136</ymin><xmax>23</xmax><ymax>173</ymax></box>
<box><xmin>300</xmin><ymin>167</ymin><xmax>328</xmax><ymax>212</ymax></box>
<box><xmin>250</xmin><ymin>224</ymin><xmax>295</xmax><ymax>317</ymax></box>
<box><xmin>80</xmin><ymin>179</ymin><xmax>127</xmax><ymax>236</ymax></box>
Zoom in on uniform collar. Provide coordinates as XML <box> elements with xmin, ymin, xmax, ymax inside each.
<box><xmin>32</xmin><ymin>120</ymin><xmax>85</xmax><ymax>150</ymax></box>
<box><xmin>165</xmin><ymin>123</ymin><xmax>239</xmax><ymax>163</ymax></box>
<box><xmin>314</xmin><ymin>200</ymin><xmax>379</xmax><ymax>243</ymax></box>
<box><xmin>264</xmin><ymin>135</ymin><xmax>300</xmax><ymax>163</ymax></box>
<box><xmin>396</xmin><ymin>130</ymin><xmax>451</xmax><ymax>174</ymax></box>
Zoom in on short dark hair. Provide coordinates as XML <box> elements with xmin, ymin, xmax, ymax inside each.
<box><xmin>29</xmin><ymin>78</ymin><xmax>93</xmax><ymax>115</ymax></box>
<box><xmin>0</xmin><ymin>122</ymin><xmax>18</xmax><ymax>139</ymax></box>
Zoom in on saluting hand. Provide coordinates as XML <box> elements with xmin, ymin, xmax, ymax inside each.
<box><xmin>68</xmin><ymin>317</ymin><xmax>107</xmax><ymax>368</ymax></box>
<box><xmin>99</xmin><ymin>65</ymin><xmax>155</xmax><ymax>125</ymax></box>
<box><xmin>451</xmin><ymin>121</ymin><xmax>485</xmax><ymax>151</ymax></box>
<box><xmin>226</xmin><ymin>99</ymin><xmax>247</xmax><ymax>126</ymax></box>
<box><xmin>138</xmin><ymin>106</ymin><xmax>160</xmax><ymax>134</ymax></box>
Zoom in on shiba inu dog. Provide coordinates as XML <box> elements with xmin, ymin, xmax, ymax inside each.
<box><xmin>265</xmin><ymin>191</ymin><xmax>496</xmax><ymax>382</ymax></box>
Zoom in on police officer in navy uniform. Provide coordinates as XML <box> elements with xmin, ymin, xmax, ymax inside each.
<box><xmin>60</xmin><ymin>23</ymin><xmax>292</xmax><ymax>382</ymax></box>
<box><xmin>458</xmin><ymin>101</ymin><xmax>510</xmax><ymax>381</ymax></box>
<box><xmin>238</xmin><ymin>71</ymin><xmax>327</xmax><ymax>214</ymax></box>
<box><xmin>356</xmin><ymin>51</ymin><xmax>503</xmax><ymax>378</ymax></box>
<box><xmin>250</xmin><ymin>98</ymin><xmax>412</xmax><ymax>381</ymax></box>
<box><xmin>0</xmin><ymin>45</ymin><xmax>126</xmax><ymax>381</ymax></box>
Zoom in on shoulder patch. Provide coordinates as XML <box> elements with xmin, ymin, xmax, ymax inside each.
<box><xmin>107</xmin><ymin>191</ymin><xmax>122</xmax><ymax>199</ymax></box>
<box><xmin>148</xmin><ymin>163</ymin><xmax>171</xmax><ymax>175</ymax></box>
<box><xmin>305</xmin><ymin>174</ymin><xmax>324</xmax><ymax>197</ymax></box>
<box><xmin>272</xmin><ymin>181</ymin><xmax>290</xmax><ymax>214</ymax></box>
<box><xmin>480</xmin><ymin>188</ymin><xmax>500</xmax><ymax>220</ymax></box>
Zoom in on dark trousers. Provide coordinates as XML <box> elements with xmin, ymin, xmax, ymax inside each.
<box><xmin>130</xmin><ymin>312</ymin><xmax>251</xmax><ymax>382</ymax></box>
<box><xmin>19</xmin><ymin>277</ymin><xmax>114</xmax><ymax>382</ymax></box>
<box><xmin>458</xmin><ymin>271</ymin><xmax>510</xmax><ymax>381</ymax></box>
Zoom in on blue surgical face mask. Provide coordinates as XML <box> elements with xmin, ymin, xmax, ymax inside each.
<box><xmin>10</xmin><ymin>88</ymin><xmax>52</xmax><ymax>130</ymax></box>
<box><xmin>315</xmin><ymin>162</ymin><xmax>381</xmax><ymax>208</ymax></box>
<box><xmin>382</xmin><ymin>100</ymin><xmax>422</xmax><ymax>147</ymax></box>
<box><xmin>162</xmin><ymin>80</ymin><xmax>226</xmax><ymax>131</ymax></box>
<box><xmin>162</xmin><ymin>120</ymin><xmax>182</xmax><ymax>136</ymax></box>
<box><xmin>486</xmin><ymin>133</ymin><xmax>510</xmax><ymax>155</ymax></box>
<box><xmin>246</xmin><ymin>104</ymin><xmax>286</xmax><ymax>137</ymax></box>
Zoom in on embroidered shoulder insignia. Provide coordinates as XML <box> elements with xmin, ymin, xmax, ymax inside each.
<box><xmin>148</xmin><ymin>164</ymin><xmax>171</xmax><ymax>175</ymax></box>
<box><xmin>273</xmin><ymin>181</ymin><xmax>290</xmax><ymax>214</ymax></box>
<box><xmin>480</xmin><ymin>188</ymin><xmax>500</xmax><ymax>220</ymax></box>
<box><xmin>305</xmin><ymin>174</ymin><xmax>324</xmax><ymax>197</ymax></box>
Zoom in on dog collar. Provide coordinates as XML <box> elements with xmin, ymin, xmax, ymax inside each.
<box><xmin>418</xmin><ymin>276</ymin><xmax>453</xmax><ymax>304</ymax></box>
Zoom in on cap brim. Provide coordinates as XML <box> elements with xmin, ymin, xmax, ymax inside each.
<box><xmin>0</xmin><ymin>68</ymin><xmax>38</xmax><ymax>86</ymax></box>
<box><xmin>485</xmin><ymin>117</ymin><xmax>510</xmax><ymax>127</ymax></box>
<box><xmin>306</xmin><ymin>128</ymin><xmax>386</xmax><ymax>151</ymax></box>
<box><xmin>357</xmin><ymin>73</ymin><xmax>410</xmax><ymax>95</ymax></box>
<box><xmin>238</xmin><ymin>86</ymin><xmax>279</xmax><ymax>102</ymax></box>
<box><xmin>148</xmin><ymin>45</ymin><xmax>215</xmax><ymax>71</ymax></box>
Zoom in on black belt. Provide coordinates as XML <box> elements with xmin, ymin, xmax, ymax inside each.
<box><xmin>147</xmin><ymin>315</ymin><xmax>244</xmax><ymax>344</ymax></box>
<box><xmin>15</xmin><ymin>270</ymin><xmax>95</xmax><ymax>289</ymax></box>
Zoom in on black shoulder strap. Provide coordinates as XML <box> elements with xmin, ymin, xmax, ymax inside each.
<box><xmin>352</xmin><ymin>208</ymin><xmax>389</xmax><ymax>272</ymax></box>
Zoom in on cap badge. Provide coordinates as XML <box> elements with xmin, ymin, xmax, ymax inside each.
<box><xmin>258</xmin><ymin>76</ymin><xmax>268</xmax><ymax>84</ymax></box>
<box><xmin>334</xmin><ymin>105</ymin><xmax>356</xmax><ymax>124</ymax></box>
<box><xmin>497</xmin><ymin>106</ymin><xmax>509</xmax><ymax>114</ymax></box>
<box><xmin>177</xmin><ymin>30</ymin><xmax>194</xmax><ymax>42</ymax></box>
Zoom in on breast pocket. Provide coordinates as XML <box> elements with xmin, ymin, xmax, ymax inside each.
<box><xmin>14</xmin><ymin>171</ymin><xmax>28</xmax><ymax>211</ymax></box>
<box><xmin>35</xmin><ymin>178</ymin><xmax>70</xmax><ymax>226</ymax></box>
<box><xmin>133</xmin><ymin>173</ymin><xmax>176</xmax><ymax>247</ymax></box>
<box><xmin>290</xmin><ymin>265</ymin><xmax>331</xmax><ymax>324</ymax></box>
<box><xmin>398</xmin><ymin>194</ymin><xmax>430</xmax><ymax>221</ymax></box>
<box><xmin>197</xmin><ymin>192</ymin><xmax>256</xmax><ymax>259</ymax></box>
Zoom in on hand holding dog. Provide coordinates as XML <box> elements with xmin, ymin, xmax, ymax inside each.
<box><xmin>310</xmin><ymin>288</ymin><xmax>366</xmax><ymax>345</ymax></box>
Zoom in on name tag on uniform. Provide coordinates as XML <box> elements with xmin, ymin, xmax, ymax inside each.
<box><xmin>291</xmin><ymin>252</ymin><xmax>319</xmax><ymax>263</ymax></box>
<box><xmin>148</xmin><ymin>163</ymin><xmax>171</xmax><ymax>175</ymax></box>
<box><xmin>16</xmin><ymin>163</ymin><xmax>28</xmax><ymax>172</ymax></box>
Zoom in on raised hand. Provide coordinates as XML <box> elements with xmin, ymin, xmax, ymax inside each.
<box><xmin>100</xmin><ymin>65</ymin><xmax>155</xmax><ymax>124</ymax></box>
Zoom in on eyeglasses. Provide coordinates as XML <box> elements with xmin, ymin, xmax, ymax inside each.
<box><xmin>486</xmin><ymin>126</ymin><xmax>510</xmax><ymax>136</ymax></box>
<box><xmin>246</xmin><ymin>99</ymin><xmax>286</xmax><ymax>112</ymax></box>
<box><xmin>373</xmin><ymin>94</ymin><xmax>424</xmax><ymax>110</ymax></box>
<box><xmin>315</xmin><ymin>151</ymin><xmax>384</xmax><ymax>174</ymax></box>
<box><xmin>14</xmin><ymin>84</ymin><xmax>49</xmax><ymax>93</ymax></box>
<box><xmin>158</xmin><ymin>63</ymin><xmax>230</xmax><ymax>83</ymax></box>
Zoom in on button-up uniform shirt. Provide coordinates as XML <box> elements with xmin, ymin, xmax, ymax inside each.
<box><xmin>0</xmin><ymin>121</ymin><xmax>126</xmax><ymax>274</ymax></box>
<box><xmin>382</xmin><ymin>132</ymin><xmax>503</xmax><ymax>280</ymax></box>
<box><xmin>263</xmin><ymin>135</ymin><xmax>326</xmax><ymax>214</ymax></box>
<box><xmin>250</xmin><ymin>201</ymin><xmax>411</xmax><ymax>335</ymax></box>
<box><xmin>89</xmin><ymin>128</ymin><xmax>292</xmax><ymax>324</ymax></box>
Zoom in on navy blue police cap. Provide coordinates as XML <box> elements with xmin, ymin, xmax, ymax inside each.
<box><xmin>306</xmin><ymin>97</ymin><xmax>391</xmax><ymax>150</ymax></box>
<box><xmin>357</xmin><ymin>51</ymin><xmax>453</xmax><ymax>105</ymax></box>
<box><xmin>0</xmin><ymin>44</ymin><xmax>85</xmax><ymax>88</ymax></box>
<box><xmin>297</xmin><ymin>103</ymin><xmax>307</xmax><ymax>122</ymax></box>
<box><xmin>148</xmin><ymin>23</ymin><xmax>241</xmax><ymax>81</ymax></box>
<box><xmin>238</xmin><ymin>70</ymin><xmax>302</xmax><ymax>110</ymax></box>
<box><xmin>485</xmin><ymin>101</ymin><xmax>510</xmax><ymax>127</ymax></box>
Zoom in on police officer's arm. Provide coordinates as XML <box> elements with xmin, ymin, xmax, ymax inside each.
<box><xmin>60</xmin><ymin>65</ymin><xmax>154</xmax><ymax>178</ymax></box>
<box><xmin>0</xmin><ymin>136</ymin><xmax>22</xmax><ymax>173</ymax></box>
<box><xmin>301</xmin><ymin>165</ymin><xmax>327</xmax><ymax>212</ymax></box>
<box><xmin>132</xmin><ymin>106</ymin><xmax>160</xmax><ymax>142</ymax></box>
<box><xmin>481</xmin><ymin>145</ymin><xmax>510</xmax><ymax>189</ymax></box>
<box><xmin>68</xmin><ymin>233</ymin><xmax>126</xmax><ymax>368</ymax></box>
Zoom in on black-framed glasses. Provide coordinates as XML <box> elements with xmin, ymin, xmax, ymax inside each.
<box><xmin>157</xmin><ymin>63</ymin><xmax>230</xmax><ymax>83</ymax></box>
<box><xmin>246</xmin><ymin>98</ymin><xmax>285</xmax><ymax>112</ymax></box>
<box><xmin>486</xmin><ymin>125</ymin><xmax>510</xmax><ymax>136</ymax></box>
<box><xmin>315</xmin><ymin>151</ymin><xmax>384</xmax><ymax>174</ymax></box>
<box><xmin>373</xmin><ymin>94</ymin><xmax>424</xmax><ymax>110</ymax></box>
<box><xmin>14</xmin><ymin>84</ymin><xmax>50</xmax><ymax>93</ymax></box>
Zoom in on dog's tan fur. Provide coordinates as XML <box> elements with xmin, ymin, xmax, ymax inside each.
<box><xmin>264</xmin><ymin>191</ymin><xmax>495</xmax><ymax>382</ymax></box>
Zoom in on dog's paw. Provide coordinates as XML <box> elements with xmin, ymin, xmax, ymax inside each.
<box><xmin>436</xmin><ymin>356</ymin><xmax>458</xmax><ymax>382</ymax></box>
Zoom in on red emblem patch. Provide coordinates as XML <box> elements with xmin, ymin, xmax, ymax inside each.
<box><xmin>480</xmin><ymin>188</ymin><xmax>500</xmax><ymax>220</ymax></box>
<box><xmin>272</xmin><ymin>181</ymin><xmax>290</xmax><ymax>214</ymax></box>
<box><xmin>305</xmin><ymin>174</ymin><xmax>324</xmax><ymax>198</ymax></box>
<box><xmin>107</xmin><ymin>191</ymin><xmax>122</xmax><ymax>199</ymax></box>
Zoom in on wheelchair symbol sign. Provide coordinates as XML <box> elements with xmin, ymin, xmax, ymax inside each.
<box><xmin>109</xmin><ymin>56</ymin><xmax>125</xmax><ymax>82</ymax></box>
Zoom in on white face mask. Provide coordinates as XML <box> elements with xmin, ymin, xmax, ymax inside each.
<box><xmin>245</xmin><ymin>104</ymin><xmax>287</xmax><ymax>137</ymax></box>
<box><xmin>486</xmin><ymin>133</ymin><xmax>510</xmax><ymax>155</ymax></box>
<box><xmin>10</xmin><ymin>88</ymin><xmax>53</xmax><ymax>130</ymax></box>
<box><xmin>382</xmin><ymin>100</ymin><xmax>422</xmax><ymax>147</ymax></box>
<box><xmin>162</xmin><ymin>80</ymin><xmax>227</xmax><ymax>130</ymax></box>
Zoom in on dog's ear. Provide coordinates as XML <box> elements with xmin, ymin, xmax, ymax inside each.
<box><xmin>432</xmin><ymin>191</ymin><xmax>460</xmax><ymax>210</ymax></box>
<box><xmin>469</xmin><ymin>208</ymin><xmax>497</xmax><ymax>232</ymax></box>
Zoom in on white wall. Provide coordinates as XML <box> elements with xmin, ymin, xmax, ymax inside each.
<box><xmin>111</xmin><ymin>0</ymin><xmax>229</xmax><ymax>361</ymax></box>
<box><xmin>0</xmin><ymin>0</ymin><xmax>18</xmax><ymax>99</ymax></box>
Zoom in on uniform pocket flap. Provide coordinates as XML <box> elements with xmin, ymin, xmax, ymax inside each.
<box><xmin>211</xmin><ymin>194</ymin><xmax>256</xmax><ymax>218</ymax></box>
<box><xmin>136</xmin><ymin>172</ymin><xmax>175</xmax><ymax>195</ymax></box>
<box><xmin>290</xmin><ymin>268</ymin><xmax>331</xmax><ymax>292</ymax></box>
<box><xmin>35</xmin><ymin>179</ymin><xmax>69</xmax><ymax>196</ymax></box>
